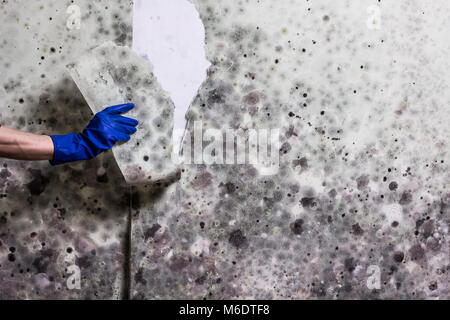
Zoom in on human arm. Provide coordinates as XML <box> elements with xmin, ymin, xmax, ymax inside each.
<box><xmin>0</xmin><ymin>103</ymin><xmax>138</xmax><ymax>165</ymax></box>
<box><xmin>0</xmin><ymin>126</ymin><xmax>54</xmax><ymax>161</ymax></box>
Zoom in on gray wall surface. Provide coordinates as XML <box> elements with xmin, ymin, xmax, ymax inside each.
<box><xmin>1</xmin><ymin>0</ymin><xmax>449</xmax><ymax>299</ymax></box>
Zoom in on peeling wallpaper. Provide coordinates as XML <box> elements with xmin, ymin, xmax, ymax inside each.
<box><xmin>132</xmin><ymin>0</ymin><xmax>210</xmax><ymax>153</ymax></box>
<box><xmin>1</xmin><ymin>0</ymin><xmax>449</xmax><ymax>300</ymax></box>
<box><xmin>69</xmin><ymin>42</ymin><xmax>179</xmax><ymax>184</ymax></box>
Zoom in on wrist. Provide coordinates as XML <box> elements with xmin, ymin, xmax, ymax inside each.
<box><xmin>39</xmin><ymin>135</ymin><xmax>55</xmax><ymax>161</ymax></box>
<box><xmin>49</xmin><ymin>133</ymin><xmax>81</xmax><ymax>165</ymax></box>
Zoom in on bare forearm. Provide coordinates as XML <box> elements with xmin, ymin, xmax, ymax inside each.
<box><xmin>0</xmin><ymin>126</ymin><xmax>54</xmax><ymax>161</ymax></box>
<box><xmin>0</xmin><ymin>104</ymin><xmax>137</xmax><ymax>164</ymax></box>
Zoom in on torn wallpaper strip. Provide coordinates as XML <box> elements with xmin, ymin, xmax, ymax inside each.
<box><xmin>132</xmin><ymin>0</ymin><xmax>210</xmax><ymax>153</ymax></box>
<box><xmin>68</xmin><ymin>42</ymin><xmax>179</xmax><ymax>184</ymax></box>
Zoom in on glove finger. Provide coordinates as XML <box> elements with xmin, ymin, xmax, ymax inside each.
<box><xmin>113</xmin><ymin>115</ymin><xmax>139</xmax><ymax>126</ymax></box>
<box><xmin>114</xmin><ymin>132</ymin><xmax>131</xmax><ymax>142</ymax></box>
<box><xmin>116</xmin><ymin>124</ymin><xmax>137</xmax><ymax>135</ymax></box>
<box><xmin>104</xmin><ymin>103</ymin><xmax>135</xmax><ymax>115</ymax></box>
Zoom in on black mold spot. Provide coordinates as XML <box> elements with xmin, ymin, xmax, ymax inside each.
<box><xmin>300</xmin><ymin>197</ymin><xmax>315</xmax><ymax>208</ymax></box>
<box><xmin>293</xmin><ymin>157</ymin><xmax>308</xmax><ymax>169</ymax></box>
<box><xmin>207</xmin><ymin>87</ymin><xmax>227</xmax><ymax>105</ymax></box>
<box><xmin>32</xmin><ymin>249</ymin><xmax>54</xmax><ymax>273</ymax></box>
<box><xmin>290</xmin><ymin>219</ymin><xmax>304</xmax><ymax>235</ymax></box>
<box><xmin>356</xmin><ymin>175</ymin><xmax>369</xmax><ymax>190</ymax></box>
<box><xmin>144</xmin><ymin>224</ymin><xmax>161</xmax><ymax>241</ymax></box>
<box><xmin>279</xmin><ymin>142</ymin><xmax>291</xmax><ymax>155</ymax></box>
<box><xmin>195</xmin><ymin>274</ymin><xmax>207</xmax><ymax>285</ymax></box>
<box><xmin>409</xmin><ymin>244</ymin><xmax>425</xmax><ymax>261</ymax></box>
<box><xmin>393</xmin><ymin>251</ymin><xmax>404</xmax><ymax>263</ymax></box>
<box><xmin>229</xmin><ymin>229</ymin><xmax>247</xmax><ymax>249</ymax></box>
<box><xmin>0</xmin><ymin>168</ymin><xmax>11</xmax><ymax>178</ymax></box>
<box><xmin>76</xmin><ymin>255</ymin><xmax>92</xmax><ymax>269</ymax></box>
<box><xmin>421</xmin><ymin>220</ymin><xmax>435</xmax><ymax>238</ymax></box>
<box><xmin>243</xmin><ymin>92</ymin><xmax>260</xmax><ymax>105</ymax></box>
<box><xmin>169</xmin><ymin>255</ymin><xmax>190</xmax><ymax>272</ymax></box>
<box><xmin>399</xmin><ymin>191</ymin><xmax>412</xmax><ymax>205</ymax></box>
<box><xmin>134</xmin><ymin>267</ymin><xmax>147</xmax><ymax>285</ymax></box>
<box><xmin>428</xmin><ymin>281</ymin><xmax>438</xmax><ymax>291</ymax></box>
<box><xmin>344</xmin><ymin>257</ymin><xmax>356</xmax><ymax>273</ymax></box>
<box><xmin>26</xmin><ymin>169</ymin><xmax>50</xmax><ymax>196</ymax></box>
<box><xmin>191</xmin><ymin>172</ymin><xmax>213</xmax><ymax>189</ymax></box>
<box><xmin>351</xmin><ymin>223</ymin><xmax>364</xmax><ymax>236</ymax></box>
<box><xmin>389</xmin><ymin>181</ymin><xmax>398</xmax><ymax>191</ymax></box>
<box><xmin>224</xmin><ymin>182</ymin><xmax>235</xmax><ymax>194</ymax></box>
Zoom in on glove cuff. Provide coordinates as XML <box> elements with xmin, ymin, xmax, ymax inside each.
<box><xmin>49</xmin><ymin>133</ymin><xmax>80</xmax><ymax>166</ymax></box>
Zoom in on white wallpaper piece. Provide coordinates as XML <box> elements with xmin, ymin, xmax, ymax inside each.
<box><xmin>132</xmin><ymin>0</ymin><xmax>210</xmax><ymax>153</ymax></box>
<box><xmin>68</xmin><ymin>42</ymin><xmax>180</xmax><ymax>184</ymax></box>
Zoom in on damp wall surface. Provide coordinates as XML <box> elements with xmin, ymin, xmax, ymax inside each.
<box><xmin>130</xmin><ymin>0</ymin><xmax>449</xmax><ymax>300</ymax></box>
<box><xmin>1</xmin><ymin>0</ymin><xmax>449</xmax><ymax>300</ymax></box>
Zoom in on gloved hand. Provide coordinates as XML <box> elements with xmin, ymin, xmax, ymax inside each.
<box><xmin>50</xmin><ymin>103</ymin><xmax>138</xmax><ymax>165</ymax></box>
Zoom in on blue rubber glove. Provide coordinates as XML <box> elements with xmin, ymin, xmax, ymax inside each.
<box><xmin>50</xmin><ymin>103</ymin><xmax>138</xmax><ymax>165</ymax></box>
